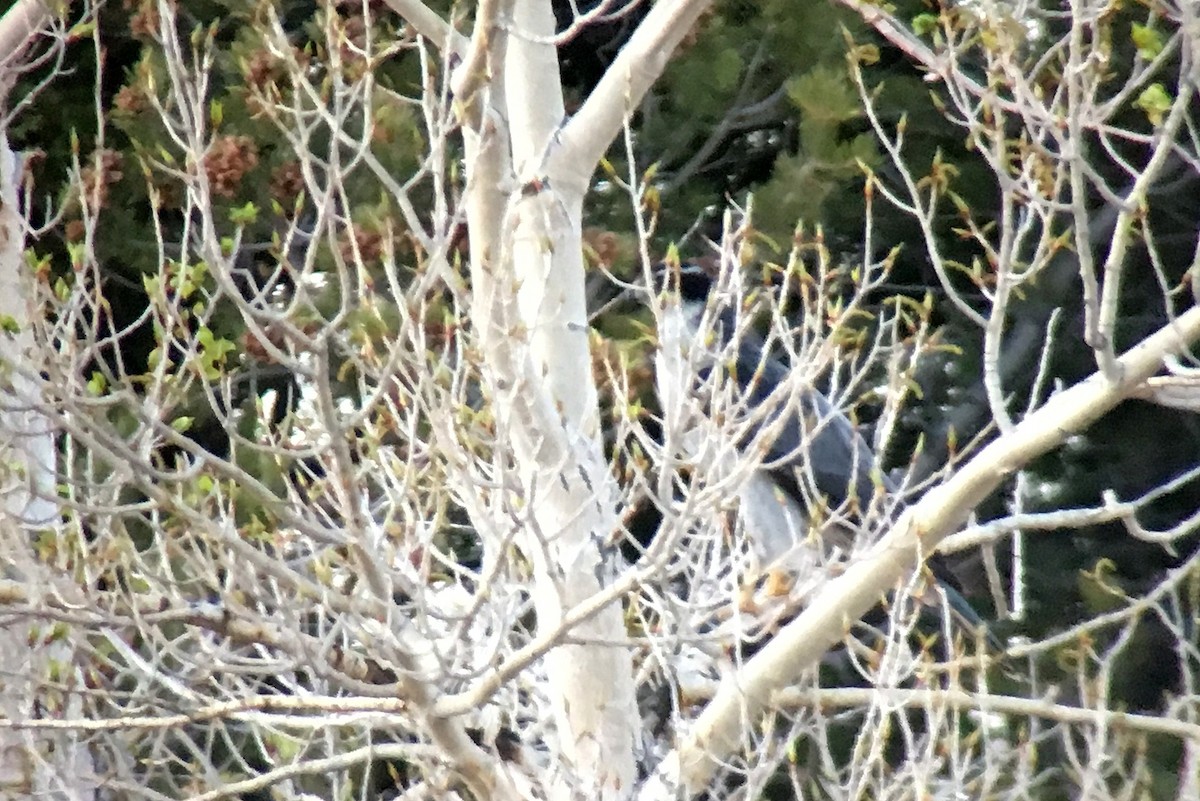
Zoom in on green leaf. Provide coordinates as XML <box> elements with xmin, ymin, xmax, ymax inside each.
<box><xmin>912</xmin><ymin>13</ymin><xmax>939</xmax><ymax>36</ymax></box>
<box><xmin>0</xmin><ymin>314</ymin><xmax>20</xmax><ymax>334</ymax></box>
<box><xmin>196</xmin><ymin>326</ymin><xmax>237</xmax><ymax>379</ymax></box>
<box><xmin>1130</xmin><ymin>23</ymin><xmax>1164</xmax><ymax>60</ymax></box>
<box><xmin>228</xmin><ymin>202</ymin><xmax>259</xmax><ymax>226</ymax></box>
<box><xmin>663</xmin><ymin>243</ymin><xmax>680</xmax><ymax>271</ymax></box>
<box><xmin>48</xmin><ymin>622</ymin><xmax>70</xmax><ymax>643</ymax></box>
<box><xmin>1079</xmin><ymin>558</ymin><xmax>1126</xmax><ymax>612</ymax></box>
<box><xmin>67</xmin><ymin>241</ymin><xmax>86</xmax><ymax>269</ymax></box>
<box><xmin>170</xmin><ymin>416</ymin><xmax>194</xmax><ymax>433</ymax></box>
<box><xmin>1135</xmin><ymin>83</ymin><xmax>1172</xmax><ymax>126</ymax></box>
<box><xmin>86</xmin><ymin>372</ymin><xmax>107</xmax><ymax>396</ymax></box>
<box><xmin>67</xmin><ymin>21</ymin><xmax>96</xmax><ymax>41</ymax></box>
<box><xmin>24</xmin><ymin>249</ymin><xmax>51</xmax><ymax>273</ymax></box>
<box><xmin>849</xmin><ymin>43</ymin><xmax>880</xmax><ymax>66</ymax></box>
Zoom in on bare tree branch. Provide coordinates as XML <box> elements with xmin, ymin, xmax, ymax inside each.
<box><xmin>549</xmin><ymin>0</ymin><xmax>713</xmax><ymax>192</ymax></box>
<box><xmin>380</xmin><ymin>0</ymin><xmax>467</xmax><ymax>56</ymax></box>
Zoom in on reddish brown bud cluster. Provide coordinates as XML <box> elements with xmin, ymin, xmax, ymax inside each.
<box><xmin>584</xmin><ymin>227</ymin><xmax>622</xmax><ymax>267</ymax></box>
<box><xmin>65</xmin><ymin>219</ymin><xmax>86</xmax><ymax>242</ymax></box>
<box><xmin>340</xmin><ymin>224</ymin><xmax>385</xmax><ymax>266</ymax></box>
<box><xmin>114</xmin><ymin>84</ymin><xmax>148</xmax><ymax>115</ymax></box>
<box><xmin>269</xmin><ymin>161</ymin><xmax>305</xmax><ymax>206</ymax></box>
<box><xmin>124</xmin><ymin>0</ymin><xmax>160</xmax><ymax>39</ymax></box>
<box><xmin>204</xmin><ymin>135</ymin><xmax>259</xmax><ymax>198</ymax></box>
<box><xmin>241</xmin><ymin>320</ymin><xmax>319</xmax><ymax>364</ymax></box>
<box><xmin>241</xmin><ymin>327</ymin><xmax>285</xmax><ymax>364</ymax></box>
<box><xmin>242</xmin><ymin>50</ymin><xmax>280</xmax><ymax>92</ymax></box>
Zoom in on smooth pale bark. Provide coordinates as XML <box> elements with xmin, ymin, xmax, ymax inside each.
<box><xmin>456</xmin><ymin>0</ymin><xmax>642</xmax><ymax>795</ymax></box>
<box><xmin>502</xmin><ymin>3</ymin><xmax>640</xmax><ymax>798</ymax></box>
<box><xmin>0</xmin><ymin>5</ymin><xmax>95</xmax><ymax>796</ymax></box>
<box><xmin>0</xmin><ymin>136</ymin><xmax>95</xmax><ymax>797</ymax></box>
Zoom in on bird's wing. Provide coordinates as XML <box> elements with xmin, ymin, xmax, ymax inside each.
<box><xmin>720</xmin><ymin>315</ymin><xmax>887</xmax><ymax>515</ymax></box>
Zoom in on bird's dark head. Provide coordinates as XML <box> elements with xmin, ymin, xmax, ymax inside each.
<box><xmin>676</xmin><ymin>262</ymin><xmax>715</xmax><ymax>304</ymax></box>
<box><xmin>655</xmin><ymin>260</ymin><xmax>718</xmax><ymax>305</ymax></box>
<box><xmin>654</xmin><ymin>259</ymin><xmax>737</xmax><ymax>343</ymax></box>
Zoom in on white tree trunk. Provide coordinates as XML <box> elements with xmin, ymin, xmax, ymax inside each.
<box><xmin>0</xmin><ymin>135</ymin><xmax>95</xmax><ymax>797</ymax></box>
<box><xmin>458</xmin><ymin>1</ymin><xmax>641</xmax><ymax>795</ymax></box>
<box><xmin>0</xmin><ymin>5</ymin><xmax>94</xmax><ymax>794</ymax></box>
